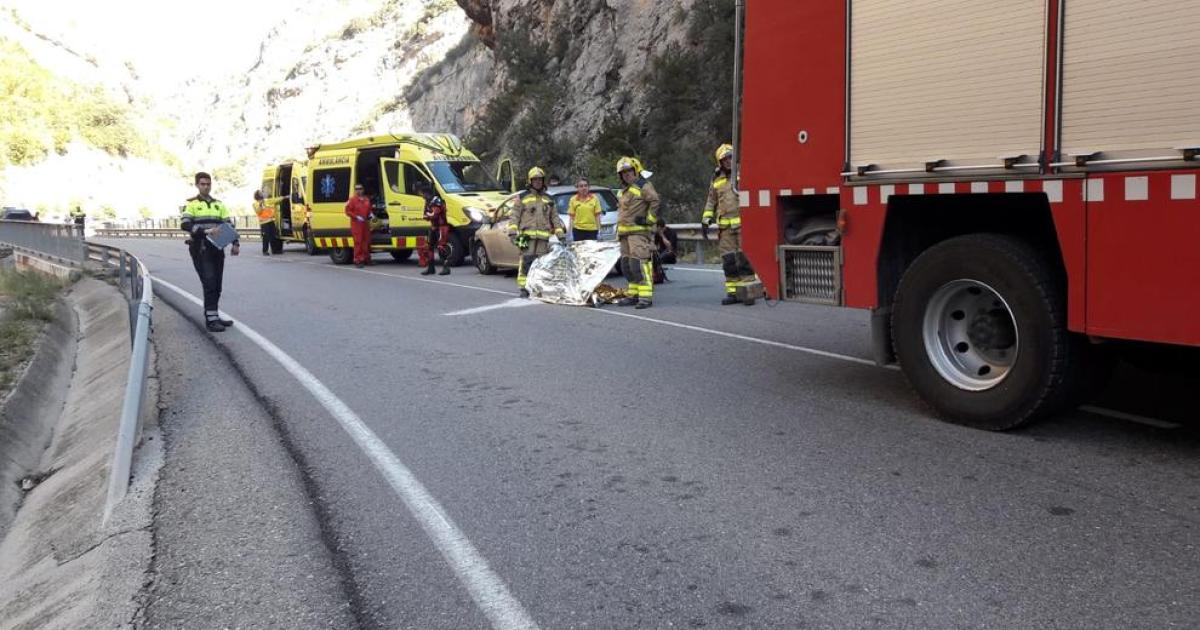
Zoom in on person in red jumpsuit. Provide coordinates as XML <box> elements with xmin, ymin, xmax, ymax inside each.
<box><xmin>418</xmin><ymin>181</ymin><xmax>451</xmax><ymax>275</ymax></box>
<box><xmin>344</xmin><ymin>183</ymin><xmax>373</xmax><ymax>268</ymax></box>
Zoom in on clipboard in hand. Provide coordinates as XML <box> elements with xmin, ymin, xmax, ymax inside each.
<box><xmin>205</xmin><ymin>223</ymin><xmax>239</xmax><ymax>249</ymax></box>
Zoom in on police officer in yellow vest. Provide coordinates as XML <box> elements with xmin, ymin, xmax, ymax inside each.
<box><xmin>181</xmin><ymin>172</ymin><xmax>239</xmax><ymax>332</ymax></box>
<box><xmin>616</xmin><ymin>157</ymin><xmax>659</xmax><ymax>309</ymax></box>
<box><xmin>702</xmin><ymin>144</ymin><xmax>757</xmax><ymax>305</ymax></box>
<box><xmin>509</xmin><ymin>167</ymin><xmax>565</xmax><ymax>298</ymax></box>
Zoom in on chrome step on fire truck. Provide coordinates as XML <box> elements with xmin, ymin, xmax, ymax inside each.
<box><xmin>736</xmin><ymin>1</ymin><xmax>1199</xmax><ymax>429</ymax></box>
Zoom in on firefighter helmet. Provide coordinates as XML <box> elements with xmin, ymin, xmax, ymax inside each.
<box><xmin>715</xmin><ymin>143</ymin><xmax>734</xmax><ymax>164</ymax></box>
<box><xmin>527</xmin><ymin>166</ymin><xmax>546</xmax><ymax>184</ymax></box>
<box><xmin>616</xmin><ymin>157</ymin><xmax>646</xmax><ymax>176</ymax></box>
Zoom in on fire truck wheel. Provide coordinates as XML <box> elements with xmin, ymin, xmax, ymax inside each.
<box><xmin>892</xmin><ymin>233</ymin><xmax>1078</xmax><ymax>430</ymax></box>
<box><xmin>390</xmin><ymin>249</ymin><xmax>413</xmax><ymax>262</ymax></box>
<box><xmin>328</xmin><ymin>247</ymin><xmax>354</xmax><ymax>265</ymax></box>
<box><xmin>438</xmin><ymin>232</ymin><xmax>467</xmax><ymax>267</ymax></box>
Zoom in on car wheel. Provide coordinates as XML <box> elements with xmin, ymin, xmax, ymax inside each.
<box><xmin>474</xmin><ymin>241</ymin><xmax>496</xmax><ymax>275</ymax></box>
<box><xmin>329</xmin><ymin>247</ymin><xmax>353</xmax><ymax>265</ymax></box>
<box><xmin>390</xmin><ymin>249</ymin><xmax>413</xmax><ymax>262</ymax></box>
<box><xmin>892</xmin><ymin>233</ymin><xmax>1085</xmax><ymax>430</ymax></box>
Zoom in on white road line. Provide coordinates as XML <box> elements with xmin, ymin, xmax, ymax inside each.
<box><xmin>667</xmin><ymin>266</ymin><xmax>725</xmax><ymax>274</ymax></box>
<box><xmin>153</xmin><ymin>277</ymin><xmax>540</xmax><ymax>630</ymax></box>
<box><xmin>270</xmin><ymin>257</ymin><xmax>1179</xmax><ymax>429</ymax></box>
<box><xmin>1079</xmin><ymin>405</ymin><xmax>1181</xmax><ymax>429</ymax></box>
<box><xmin>446</xmin><ymin>298</ymin><xmax>539</xmax><ymax>317</ymax></box>
<box><xmin>592</xmin><ymin>308</ymin><xmax>887</xmax><ymax>368</ymax></box>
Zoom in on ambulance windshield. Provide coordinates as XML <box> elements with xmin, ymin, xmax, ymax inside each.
<box><xmin>428</xmin><ymin>161</ymin><xmax>503</xmax><ymax>193</ymax></box>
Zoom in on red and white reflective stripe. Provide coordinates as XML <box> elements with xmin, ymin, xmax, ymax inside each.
<box><xmin>841</xmin><ymin>172</ymin><xmax>1199</xmax><ymax>206</ymax></box>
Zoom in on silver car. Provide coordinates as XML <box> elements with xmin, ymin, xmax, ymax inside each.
<box><xmin>471</xmin><ymin>185</ymin><xmax>619</xmax><ymax>274</ymax></box>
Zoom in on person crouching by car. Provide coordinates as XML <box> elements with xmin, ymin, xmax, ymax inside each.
<box><xmin>345</xmin><ymin>183</ymin><xmax>373</xmax><ymax>268</ymax></box>
<box><xmin>418</xmin><ymin>181</ymin><xmax>451</xmax><ymax>276</ymax></box>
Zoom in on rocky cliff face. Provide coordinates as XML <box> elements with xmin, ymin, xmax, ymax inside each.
<box><xmin>406</xmin><ymin>0</ymin><xmax>735</xmax><ymax>217</ymax></box>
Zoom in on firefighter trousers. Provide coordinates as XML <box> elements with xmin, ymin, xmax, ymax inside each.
<box><xmin>619</xmin><ymin>233</ymin><xmax>654</xmax><ymax>300</ymax></box>
<box><xmin>517</xmin><ymin>239</ymin><xmax>551</xmax><ymax>288</ymax></box>
<box><xmin>718</xmin><ymin>228</ymin><xmax>757</xmax><ymax>295</ymax></box>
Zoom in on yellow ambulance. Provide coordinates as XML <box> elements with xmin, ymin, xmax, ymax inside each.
<box><xmin>260</xmin><ymin>161</ymin><xmax>320</xmax><ymax>254</ymax></box>
<box><xmin>304</xmin><ymin>133</ymin><xmax>509</xmax><ymax>265</ymax></box>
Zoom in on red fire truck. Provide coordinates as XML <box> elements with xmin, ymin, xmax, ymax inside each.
<box><xmin>737</xmin><ymin>1</ymin><xmax>1199</xmax><ymax>430</ymax></box>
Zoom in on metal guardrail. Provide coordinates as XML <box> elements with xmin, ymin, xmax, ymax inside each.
<box><xmin>0</xmin><ymin>220</ymin><xmax>86</xmax><ymax>263</ymax></box>
<box><xmin>0</xmin><ymin>220</ymin><xmax>154</xmax><ymax>524</ymax></box>
<box><xmin>96</xmin><ymin>223</ymin><xmax>718</xmax><ymax>261</ymax></box>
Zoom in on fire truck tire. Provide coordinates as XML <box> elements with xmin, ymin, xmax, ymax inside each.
<box><xmin>439</xmin><ymin>231</ymin><xmax>467</xmax><ymax>267</ymax></box>
<box><xmin>390</xmin><ymin>249</ymin><xmax>413</xmax><ymax>262</ymax></box>
<box><xmin>328</xmin><ymin>247</ymin><xmax>354</xmax><ymax>265</ymax></box>
<box><xmin>892</xmin><ymin>233</ymin><xmax>1080</xmax><ymax>430</ymax></box>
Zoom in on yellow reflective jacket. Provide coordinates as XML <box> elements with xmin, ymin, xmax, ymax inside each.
<box><xmin>702</xmin><ymin>171</ymin><xmax>740</xmax><ymax>229</ymax></box>
<box><xmin>617</xmin><ymin>180</ymin><xmax>659</xmax><ymax>235</ymax></box>
<box><xmin>181</xmin><ymin>196</ymin><xmax>236</xmax><ymax>239</ymax></box>
<box><xmin>510</xmin><ymin>191</ymin><xmax>564</xmax><ymax>239</ymax></box>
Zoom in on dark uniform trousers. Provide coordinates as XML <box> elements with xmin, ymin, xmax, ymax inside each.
<box><xmin>189</xmin><ymin>239</ymin><xmax>225</xmax><ymax>313</ymax></box>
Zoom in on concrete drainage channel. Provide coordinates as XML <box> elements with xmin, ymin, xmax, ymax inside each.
<box><xmin>0</xmin><ymin>221</ymin><xmax>159</xmax><ymax>628</ymax></box>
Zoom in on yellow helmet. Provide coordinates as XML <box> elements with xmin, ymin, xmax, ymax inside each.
<box><xmin>715</xmin><ymin>143</ymin><xmax>734</xmax><ymax>164</ymax></box>
<box><xmin>616</xmin><ymin>157</ymin><xmax>646</xmax><ymax>176</ymax></box>
<box><xmin>527</xmin><ymin>166</ymin><xmax>546</xmax><ymax>183</ymax></box>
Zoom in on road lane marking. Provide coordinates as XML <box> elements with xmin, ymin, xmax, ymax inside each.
<box><xmin>153</xmin><ymin>277</ymin><xmax>541</xmax><ymax>630</ymax></box>
<box><xmin>666</xmin><ymin>266</ymin><xmax>725</xmax><ymax>274</ymax></box>
<box><xmin>446</xmin><ymin>298</ymin><xmax>540</xmax><ymax>317</ymax></box>
<box><xmin>592</xmin><ymin>308</ymin><xmax>888</xmax><ymax>368</ymax></box>
<box><xmin>175</xmin><ymin>253</ymin><xmax>1181</xmax><ymax>430</ymax></box>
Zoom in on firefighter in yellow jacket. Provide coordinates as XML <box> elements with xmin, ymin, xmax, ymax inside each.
<box><xmin>616</xmin><ymin>157</ymin><xmax>659</xmax><ymax>309</ymax></box>
<box><xmin>703</xmin><ymin>144</ymin><xmax>757</xmax><ymax>305</ymax></box>
<box><xmin>509</xmin><ymin>167</ymin><xmax>565</xmax><ymax>297</ymax></box>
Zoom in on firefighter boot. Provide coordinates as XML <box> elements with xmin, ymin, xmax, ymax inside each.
<box><xmin>721</xmin><ymin>294</ymin><xmax>740</xmax><ymax>306</ymax></box>
<box><xmin>636</xmin><ymin>298</ymin><xmax>653</xmax><ymax>310</ymax></box>
<box><xmin>420</xmin><ymin>260</ymin><xmax>436</xmax><ymax>275</ymax></box>
<box><xmin>438</xmin><ymin>260</ymin><xmax>451</xmax><ymax>275</ymax></box>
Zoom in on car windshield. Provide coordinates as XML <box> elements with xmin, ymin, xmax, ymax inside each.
<box><xmin>554</xmin><ymin>190</ymin><xmax>618</xmax><ymax>215</ymax></box>
<box><xmin>427</xmin><ymin>161</ymin><xmax>503</xmax><ymax>193</ymax></box>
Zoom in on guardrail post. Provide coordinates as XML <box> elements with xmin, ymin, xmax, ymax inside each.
<box><xmin>695</xmin><ymin>239</ymin><xmax>705</xmax><ymax>264</ymax></box>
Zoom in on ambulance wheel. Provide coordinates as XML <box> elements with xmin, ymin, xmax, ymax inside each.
<box><xmin>439</xmin><ymin>231</ymin><xmax>467</xmax><ymax>267</ymax></box>
<box><xmin>329</xmin><ymin>248</ymin><xmax>354</xmax><ymax>265</ymax></box>
<box><xmin>892</xmin><ymin>234</ymin><xmax>1081</xmax><ymax>431</ymax></box>
<box><xmin>473</xmin><ymin>241</ymin><xmax>496</xmax><ymax>275</ymax></box>
<box><xmin>304</xmin><ymin>230</ymin><xmax>321</xmax><ymax>256</ymax></box>
<box><xmin>390</xmin><ymin>249</ymin><xmax>413</xmax><ymax>262</ymax></box>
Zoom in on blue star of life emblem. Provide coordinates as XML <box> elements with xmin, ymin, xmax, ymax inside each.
<box><xmin>321</xmin><ymin>174</ymin><xmax>336</xmax><ymax>197</ymax></box>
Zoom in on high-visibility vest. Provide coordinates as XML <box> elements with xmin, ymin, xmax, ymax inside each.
<box><xmin>255</xmin><ymin>201</ymin><xmax>276</xmax><ymax>223</ymax></box>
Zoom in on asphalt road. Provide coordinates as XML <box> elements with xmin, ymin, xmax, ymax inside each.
<box><xmin>109</xmin><ymin>238</ymin><xmax>1199</xmax><ymax>630</ymax></box>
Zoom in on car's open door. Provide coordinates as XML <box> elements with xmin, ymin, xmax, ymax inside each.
<box><xmin>381</xmin><ymin>158</ymin><xmax>428</xmax><ymax>235</ymax></box>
